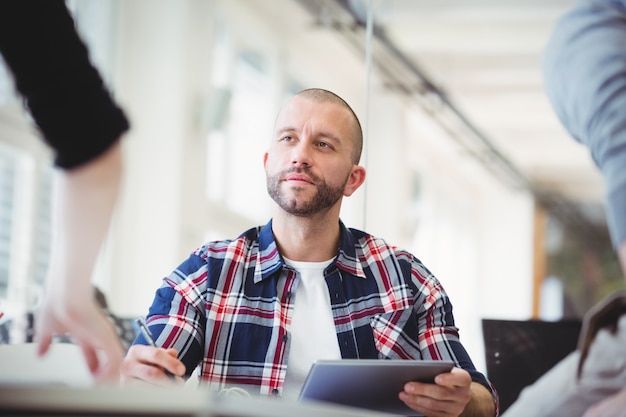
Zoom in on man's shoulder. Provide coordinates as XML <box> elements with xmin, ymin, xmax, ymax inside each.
<box><xmin>344</xmin><ymin>226</ymin><xmax>434</xmax><ymax>279</ymax></box>
<box><xmin>192</xmin><ymin>225</ymin><xmax>265</xmax><ymax>259</ymax></box>
<box><xmin>346</xmin><ymin>226</ymin><xmax>412</xmax><ymax>259</ymax></box>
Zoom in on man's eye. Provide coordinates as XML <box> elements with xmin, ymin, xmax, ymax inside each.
<box><xmin>281</xmin><ymin>136</ymin><xmax>293</xmax><ymax>142</ymax></box>
<box><xmin>318</xmin><ymin>141</ymin><xmax>330</xmax><ymax>148</ymax></box>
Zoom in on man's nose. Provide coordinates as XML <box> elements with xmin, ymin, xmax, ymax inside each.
<box><xmin>290</xmin><ymin>142</ymin><xmax>312</xmax><ymax>166</ymax></box>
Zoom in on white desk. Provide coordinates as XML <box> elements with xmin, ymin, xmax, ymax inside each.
<box><xmin>0</xmin><ymin>384</ymin><xmax>398</xmax><ymax>417</ymax></box>
<box><xmin>0</xmin><ymin>343</ymin><xmax>93</xmax><ymax>387</ymax></box>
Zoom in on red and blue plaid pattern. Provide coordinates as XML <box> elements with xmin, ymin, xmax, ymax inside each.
<box><xmin>140</xmin><ymin>220</ymin><xmax>496</xmax><ymax>402</ymax></box>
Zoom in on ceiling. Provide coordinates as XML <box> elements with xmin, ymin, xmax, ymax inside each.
<box><xmin>293</xmin><ymin>0</ymin><xmax>608</xmax><ymax>230</ymax></box>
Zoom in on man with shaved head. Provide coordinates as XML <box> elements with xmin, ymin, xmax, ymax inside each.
<box><xmin>122</xmin><ymin>88</ymin><xmax>497</xmax><ymax>417</ymax></box>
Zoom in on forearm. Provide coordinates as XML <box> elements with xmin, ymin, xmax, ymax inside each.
<box><xmin>46</xmin><ymin>140</ymin><xmax>122</xmax><ymax>300</ymax></box>
<box><xmin>460</xmin><ymin>382</ymin><xmax>496</xmax><ymax>417</ymax></box>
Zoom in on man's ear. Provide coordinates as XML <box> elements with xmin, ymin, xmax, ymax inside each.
<box><xmin>263</xmin><ymin>152</ymin><xmax>268</xmax><ymax>170</ymax></box>
<box><xmin>343</xmin><ymin>165</ymin><xmax>366</xmax><ymax>197</ymax></box>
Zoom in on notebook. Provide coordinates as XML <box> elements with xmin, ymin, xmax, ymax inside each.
<box><xmin>298</xmin><ymin>359</ymin><xmax>455</xmax><ymax>416</ymax></box>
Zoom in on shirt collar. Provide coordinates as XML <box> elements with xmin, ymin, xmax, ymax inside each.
<box><xmin>255</xmin><ymin>219</ymin><xmax>282</xmax><ymax>283</ymax></box>
<box><xmin>255</xmin><ymin>219</ymin><xmax>368</xmax><ymax>284</ymax></box>
<box><xmin>335</xmin><ymin>220</ymin><xmax>367</xmax><ymax>279</ymax></box>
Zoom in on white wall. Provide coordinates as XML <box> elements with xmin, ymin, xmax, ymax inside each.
<box><xmin>102</xmin><ymin>0</ymin><xmax>192</xmax><ymax>315</ymax></box>
<box><xmin>99</xmin><ymin>0</ymin><xmax>537</xmax><ymax>371</ymax></box>
<box><xmin>0</xmin><ymin>0</ymin><xmax>539</xmax><ymax>375</ymax></box>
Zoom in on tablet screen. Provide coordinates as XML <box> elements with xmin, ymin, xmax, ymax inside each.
<box><xmin>298</xmin><ymin>359</ymin><xmax>455</xmax><ymax>416</ymax></box>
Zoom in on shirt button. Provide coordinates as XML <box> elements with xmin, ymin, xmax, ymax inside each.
<box><xmin>285</xmin><ymin>291</ymin><xmax>292</xmax><ymax>298</ymax></box>
<box><xmin>282</xmin><ymin>334</ymin><xmax>288</xmax><ymax>342</ymax></box>
<box><xmin>272</xmin><ymin>389</ymin><xmax>279</xmax><ymax>396</ymax></box>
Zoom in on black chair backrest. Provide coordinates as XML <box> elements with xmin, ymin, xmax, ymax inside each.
<box><xmin>481</xmin><ymin>318</ymin><xmax>582</xmax><ymax>413</ymax></box>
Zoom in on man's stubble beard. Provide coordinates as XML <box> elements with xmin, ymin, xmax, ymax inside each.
<box><xmin>266</xmin><ymin>167</ymin><xmax>348</xmax><ymax>217</ymax></box>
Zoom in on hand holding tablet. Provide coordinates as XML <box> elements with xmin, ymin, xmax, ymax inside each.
<box><xmin>299</xmin><ymin>359</ymin><xmax>455</xmax><ymax>416</ymax></box>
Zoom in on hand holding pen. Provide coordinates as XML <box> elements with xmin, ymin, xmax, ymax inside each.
<box><xmin>135</xmin><ymin>318</ymin><xmax>179</xmax><ymax>381</ymax></box>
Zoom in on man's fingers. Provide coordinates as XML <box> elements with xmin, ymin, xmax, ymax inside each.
<box><xmin>434</xmin><ymin>367</ymin><xmax>472</xmax><ymax>387</ymax></box>
<box><xmin>121</xmin><ymin>345</ymin><xmax>185</xmax><ymax>384</ymax></box>
<box><xmin>398</xmin><ymin>391</ymin><xmax>457</xmax><ymax>417</ymax></box>
<box><xmin>401</xmin><ymin>376</ymin><xmax>473</xmax><ymax>417</ymax></box>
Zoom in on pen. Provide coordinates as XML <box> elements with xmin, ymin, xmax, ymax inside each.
<box><xmin>135</xmin><ymin>318</ymin><xmax>177</xmax><ymax>380</ymax></box>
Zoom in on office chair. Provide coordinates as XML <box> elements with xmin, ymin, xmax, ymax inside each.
<box><xmin>481</xmin><ymin>318</ymin><xmax>582</xmax><ymax>413</ymax></box>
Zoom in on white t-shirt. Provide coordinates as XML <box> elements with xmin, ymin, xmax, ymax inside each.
<box><xmin>281</xmin><ymin>257</ymin><xmax>342</xmax><ymax>399</ymax></box>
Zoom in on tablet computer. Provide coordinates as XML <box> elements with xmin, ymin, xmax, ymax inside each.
<box><xmin>298</xmin><ymin>359</ymin><xmax>455</xmax><ymax>416</ymax></box>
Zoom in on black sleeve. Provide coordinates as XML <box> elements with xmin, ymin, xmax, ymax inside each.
<box><xmin>0</xmin><ymin>0</ymin><xmax>129</xmax><ymax>169</ymax></box>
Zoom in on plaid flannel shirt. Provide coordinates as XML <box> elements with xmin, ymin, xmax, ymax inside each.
<box><xmin>140</xmin><ymin>219</ymin><xmax>495</xmax><ymax>401</ymax></box>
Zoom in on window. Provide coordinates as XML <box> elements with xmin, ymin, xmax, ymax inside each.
<box><xmin>0</xmin><ymin>141</ymin><xmax>51</xmax><ymax>316</ymax></box>
<box><xmin>205</xmin><ymin>19</ymin><xmax>276</xmax><ymax>225</ymax></box>
<box><xmin>0</xmin><ymin>147</ymin><xmax>17</xmax><ymax>299</ymax></box>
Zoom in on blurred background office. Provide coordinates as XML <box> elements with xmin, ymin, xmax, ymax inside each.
<box><xmin>0</xmin><ymin>0</ymin><xmax>623</xmax><ymax>375</ymax></box>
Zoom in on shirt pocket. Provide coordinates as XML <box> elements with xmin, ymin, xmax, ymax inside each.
<box><xmin>370</xmin><ymin>305</ymin><xmax>421</xmax><ymax>359</ymax></box>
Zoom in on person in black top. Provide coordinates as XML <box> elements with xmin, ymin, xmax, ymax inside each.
<box><xmin>0</xmin><ymin>0</ymin><xmax>130</xmax><ymax>382</ymax></box>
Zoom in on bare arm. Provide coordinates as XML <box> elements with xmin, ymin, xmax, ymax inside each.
<box><xmin>36</xmin><ymin>141</ymin><xmax>125</xmax><ymax>382</ymax></box>
<box><xmin>461</xmin><ymin>382</ymin><xmax>497</xmax><ymax>417</ymax></box>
